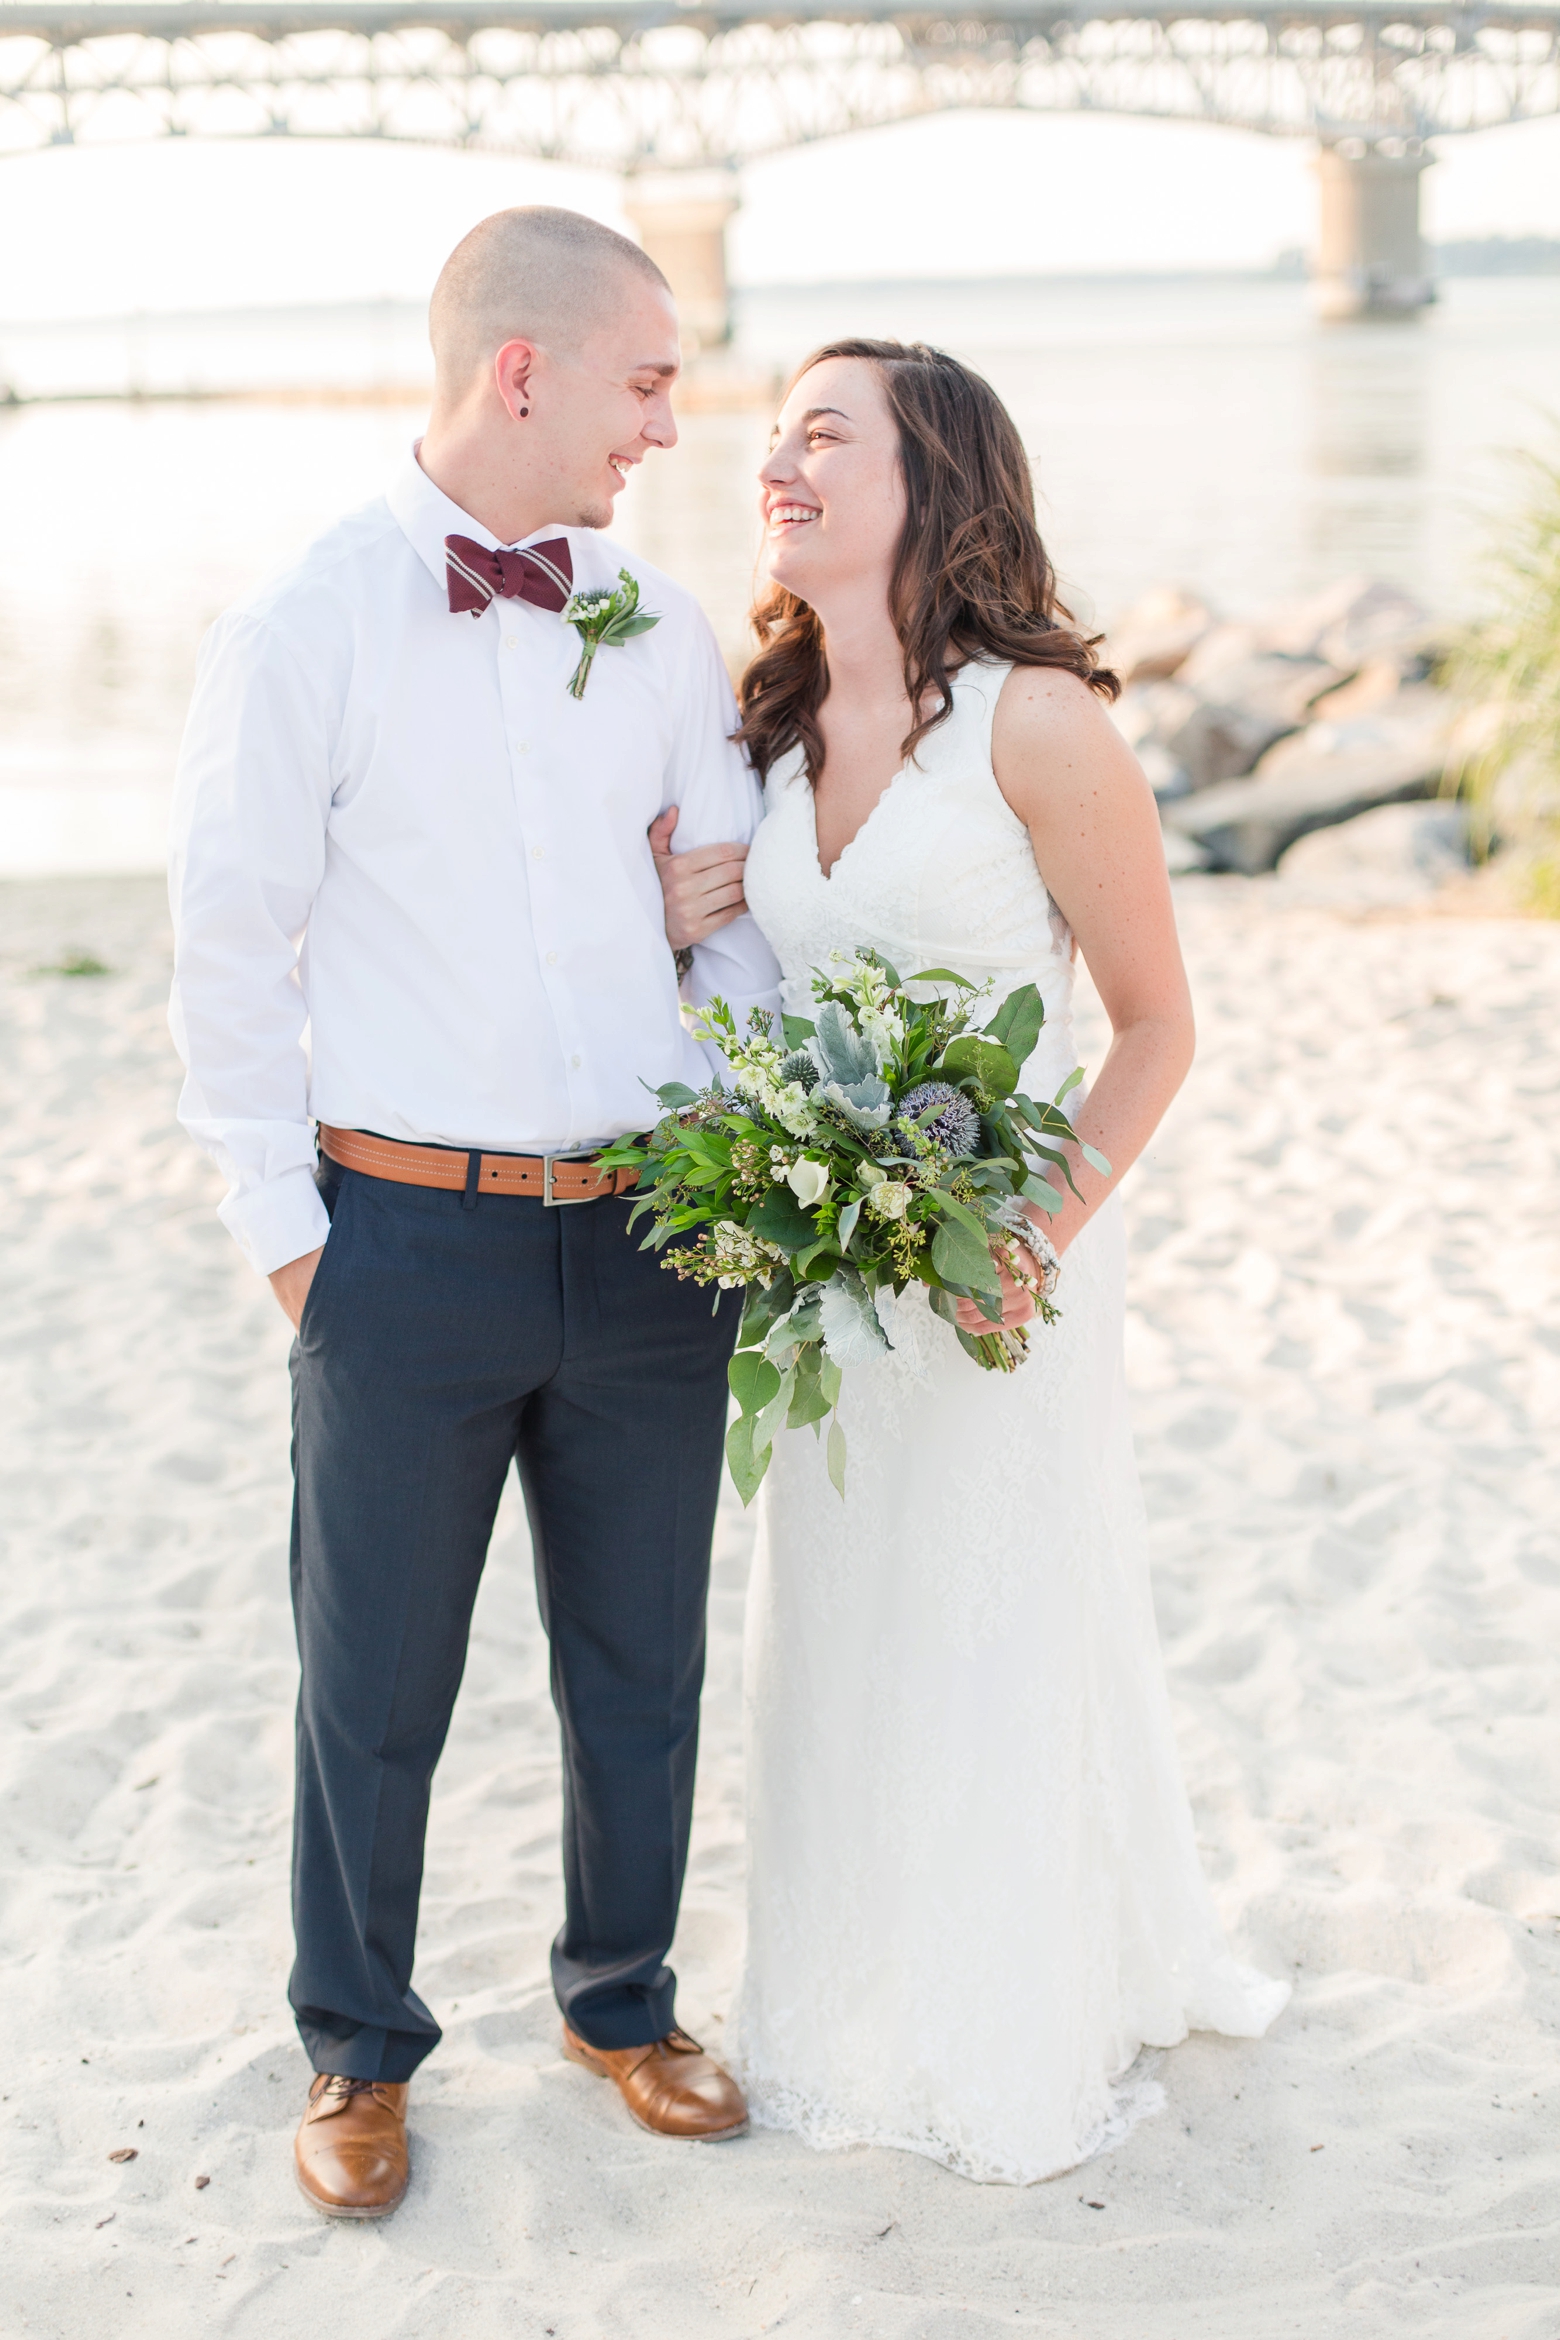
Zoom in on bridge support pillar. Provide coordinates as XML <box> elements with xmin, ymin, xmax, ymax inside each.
<box><xmin>623</xmin><ymin>168</ymin><xmax>739</xmax><ymax>354</ymax></box>
<box><xmin>1312</xmin><ymin>138</ymin><xmax>1435</xmax><ymax>321</ymax></box>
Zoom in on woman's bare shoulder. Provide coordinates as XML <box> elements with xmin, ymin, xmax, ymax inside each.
<box><xmin>991</xmin><ymin>661</ymin><xmax>1146</xmax><ymax>826</ymax></box>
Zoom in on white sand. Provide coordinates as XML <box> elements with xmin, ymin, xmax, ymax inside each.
<box><xmin>2</xmin><ymin>874</ymin><xmax>1558</xmax><ymax>2340</ymax></box>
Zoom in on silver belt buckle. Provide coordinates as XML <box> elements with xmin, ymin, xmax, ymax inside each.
<box><xmin>542</xmin><ymin>1150</ymin><xmax>602</xmax><ymax>1206</ymax></box>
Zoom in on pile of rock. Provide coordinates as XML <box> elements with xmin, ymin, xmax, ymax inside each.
<box><xmin>1103</xmin><ymin>578</ymin><xmax>1463</xmax><ymax>886</ymax></box>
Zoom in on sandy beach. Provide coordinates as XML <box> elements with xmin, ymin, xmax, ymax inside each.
<box><xmin>2</xmin><ymin>871</ymin><xmax>1557</xmax><ymax>2340</ymax></box>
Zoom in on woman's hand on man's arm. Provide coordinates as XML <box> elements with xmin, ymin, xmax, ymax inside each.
<box><xmin>649</xmin><ymin>805</ymin><xmax>751</xmax><ymax>950</ymax></box>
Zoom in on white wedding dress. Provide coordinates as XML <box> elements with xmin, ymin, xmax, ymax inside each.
<box><xmin>732</xmin><ymin>658</ymin><xmax>1288</xmax><ymax>2185</ymax></box>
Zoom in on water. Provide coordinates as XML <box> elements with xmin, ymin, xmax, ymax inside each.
<box><xmin>2</xmin><ymin>274</ymin><xmax>1556</xmax><ymax>875</ymax></box>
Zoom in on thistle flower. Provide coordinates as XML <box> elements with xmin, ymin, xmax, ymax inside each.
<box><xmin>778</xmin><ymin>1048</ymin><xmax>818</xmax><ymax>1092</ymax></box>
<box><xmin>895</xmin><ymin>1081</ymin><xmax>980</xmax><ymax>1159</ymax></box>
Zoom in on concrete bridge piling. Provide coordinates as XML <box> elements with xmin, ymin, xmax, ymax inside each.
<box><xmin>1313</xmin><ymin>139</ymin><xmax>1436</xmax><ymax>320</ymax></box>
<box><xmin>622</xmin><ymin>169</ymin><xmax>741</xmax><ymax>354</ymax></box>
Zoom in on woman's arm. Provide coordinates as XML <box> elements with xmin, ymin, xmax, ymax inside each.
<box><xmin>955</xmin><ymin>667</ymin><xmax>1195</xmax><ymax>1330</ymax></box>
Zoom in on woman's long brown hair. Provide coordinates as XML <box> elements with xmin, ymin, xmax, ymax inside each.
<box><xmin>735</xmin><ymin>338</ymin><xmax>1118</xmax><ymax>786</ymax></box>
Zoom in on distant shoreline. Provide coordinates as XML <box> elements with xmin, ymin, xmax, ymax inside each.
<box><xmin>2</xmin><ymin>242</ymin><xmax>1558</xmax><ymax>339</ymax></box>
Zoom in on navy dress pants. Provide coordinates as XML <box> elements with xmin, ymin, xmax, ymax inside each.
<box><xmin>286</xmin><ymin>1159</ymin><xmax>738</xmax><ymax>2083</ymax></box>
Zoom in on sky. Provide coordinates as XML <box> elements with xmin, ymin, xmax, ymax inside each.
<box><xmin>1</xmin><ymin>109</ymin><xmax>1557</xmax><ymax>319</ymax></box>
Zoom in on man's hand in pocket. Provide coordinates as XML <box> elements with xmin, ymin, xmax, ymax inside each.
<box><xmin>269</xmin><ymin>1245</ymin><xmax>325</xmax><ymax>1332</ymax></box>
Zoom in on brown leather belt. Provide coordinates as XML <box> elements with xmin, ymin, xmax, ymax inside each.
<box><xmin>319</xmin><ymin>1124</ymin><xmax>639</xmax><ymax>1204</ymax></box>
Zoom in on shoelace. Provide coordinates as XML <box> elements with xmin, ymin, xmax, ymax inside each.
<box><xmin>317</xmin><ymin>2075</ymin><xmax>383</xmax><ymax>2103</ymax></box>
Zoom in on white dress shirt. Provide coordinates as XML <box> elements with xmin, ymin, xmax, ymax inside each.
<box><xmin>168</xmin><ymin>449</ymin><xmax>780</xmax><ymax>1277</ymax></box>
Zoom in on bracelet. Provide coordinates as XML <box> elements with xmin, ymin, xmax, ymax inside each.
<box><xmin>1011</xmin><ymin>1219</ymin><xmax>1061</xmax><ymax>1300</ymax></box>
<box><xmin>673</xmin><ymin>945</ymin><xmax>694</xmax><ymax>983</ymax></box>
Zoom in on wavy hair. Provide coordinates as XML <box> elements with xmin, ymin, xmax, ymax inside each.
<box><xmin>734</xmin><ymin>339</ymin><xmax>1118</xmax><ymax>786</ymax></box>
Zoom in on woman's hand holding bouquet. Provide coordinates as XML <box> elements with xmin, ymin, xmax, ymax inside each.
<box><xmin>599</xmin><ymin>950</ymin><xmax>1108</xmax><ymax>1502</ymax></box>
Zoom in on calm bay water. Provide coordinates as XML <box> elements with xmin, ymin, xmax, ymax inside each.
<box><xmin>2</xmin><ymin>274</ymin><xmax>1557</xmax><ymax>874</ymax></box>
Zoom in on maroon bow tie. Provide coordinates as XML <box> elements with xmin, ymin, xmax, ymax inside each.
<box><xmin>444</xmin><ymin>533</ymin><xmax>573</xmax><ymax>618</ymax></box>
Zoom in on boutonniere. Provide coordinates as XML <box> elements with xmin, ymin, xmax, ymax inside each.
<box><xmin>561</xmin><ymin>568</ymin><xmax>660</xmax><ymax>700</ymax></box>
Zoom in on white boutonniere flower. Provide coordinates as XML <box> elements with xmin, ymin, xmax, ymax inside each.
<box><xmin>561</xmin><ymin>567</ymin><xmax>661</xmax><ymax>700</ymax></box>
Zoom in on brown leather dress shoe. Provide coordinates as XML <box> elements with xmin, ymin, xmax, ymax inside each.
<box><xmin>562</xmin><ymin>2023</ymin><xmax>748</xmax><ymax>2141</ymax></box>
<box><xmin>294</xmin><ymin>2074</ymin><xmax>410</xmax><ymax>2218</ymax></box>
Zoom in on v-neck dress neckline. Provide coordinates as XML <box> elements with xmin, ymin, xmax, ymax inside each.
<box><xmin>808</xmin><ymin>758</ymin><xmax>913</xmax><ymax>885</ymax></box>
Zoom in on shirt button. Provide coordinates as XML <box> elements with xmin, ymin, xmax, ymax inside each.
<box><xmin>571</xmin><ymin>1053</ymin><xmax>582</xmax><ymax>1069</ymax></box>
<box><xmin>532</xmin><ymin>846</ymin><xmax>544</xmax><ymax>860</ymax></box>
<box><xmin>546</xmin><ymin>950</ymin><xmax>558</xmax><ymax>965</ymax></box>
<box><xmin>504</xmin><ymin>635</ymin><xmax>517</xmax><ymax>648</ymax></box>
<box><xmin>515</xmin><ymin>740</ymin><xmax>531</xmax><ymax>754</ymax></box>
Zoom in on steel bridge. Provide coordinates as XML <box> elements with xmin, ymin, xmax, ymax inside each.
<box><xmin>3</xmin><ymin>0</ymin><xmax>1558</xmax><ymax>325</ymax></box>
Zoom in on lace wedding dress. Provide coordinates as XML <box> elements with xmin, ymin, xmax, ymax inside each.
<box><xmin>732</xmin><ymin>658</ymin><xmax>1289</xmax><ymax>2185</ymax></box>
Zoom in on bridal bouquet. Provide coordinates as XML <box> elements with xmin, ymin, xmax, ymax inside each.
<box><xmin>598</xmin><ymin>951</ymin><xmax>1107</xmax><ymax>1503</ymax></box>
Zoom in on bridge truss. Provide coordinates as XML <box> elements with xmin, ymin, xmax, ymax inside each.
<box><xmin>1</xmin><ymin>0</ymin><xmax>1558</xmax><ymax>169</ymax></box>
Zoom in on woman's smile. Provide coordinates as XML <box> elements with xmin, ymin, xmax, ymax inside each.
<box><xmin>765</xmin><ymin>500</ymin><xmax>821</xmax><ymax>533</ymax></box>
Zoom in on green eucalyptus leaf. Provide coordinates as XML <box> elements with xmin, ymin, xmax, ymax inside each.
<box><xmin>1054</xmin><ymin>1066</ymin><xmax>1085</xmax><ymax>1101</ymax></box>
<box><xmin>654</xmin><ymin>1082</ymin><xmax>700</xmax><ymax>1107</ymax></box>
<box><xmin>942</xmin><ymin>1035</ymin><xmax>1019</xmax><ymax>1098</ymax></box>
<box><xmin>787</xmin><ymin>1350</ymin><xmax>833</xmax><ymax>1429</ymax></box>
<box><xmin>826</xmin><ymin>1414</ymin><xmax>848</xmax><ymax>1498</ymax></box>
<box><xmin>907</xmin><ymin>968</ymin><xmax>977</xmax><ymax>988</ymax></box>
<box><xmin>836</xmin><ymin>1197</ymin><xmax>863</xmax><ymax>1250</ymax></box>
<box><xmin>748</xmin><ymin>1181</ymin><xmax>817</xmax><ymax>1251</ymax></box>
<box><xmin>932</xmin><ymin>1218</ymin><xmax>1001</xmax><ymax>1294</ymax></box>
<box><xmin>1021</xmin><ymin>1174</ymin><xmax>1063</xmax><ymax>1214</ymax></box>
<box><xmin>728</xmin><ymin>1351</ymin><xmax>781</xmax><ymax>1418</ymax></box>
<box><xmin>752</xmin><ymin>1365</ymin><xmax>795</xmax><ymax>1462</ymax></box>
<box><xmin>984</xmin><ymin>982</ymin><xmax>1045</xmax><ymax>1067</ymax></box>
<box><xmin>725</xmin><ymin>1413</ymin><xmax>771</xmax><ymax>1507</ymax></box>
<box><xmin>931</xmin><ymin>1190</ymin><xmax>991</xmax><ymax>1242</ymax></box>
<box><xmin>818</xmin><ymin>1354</ymin><xmax>842</xmax><ymax>1409</ymax></box>
<box><xmin>740</xmin><ymin>1273</ymin><xmax>796</xmax><ymax>1348</ymax></box>
<box><xmin>1080</xmin><ymin>1143</ymin><xmax>1113</xmax><ymax>1176</ymax></box>
<box><xmin>781</xmin><ymin>1013</ymin><xmax>817</xmax><ymax>1047</ymax></box>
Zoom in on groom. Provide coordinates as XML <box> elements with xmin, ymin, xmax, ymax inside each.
<box><xmin>168</xmin><ymin>207</ymin><xmax>779</xmax><ymax>2215</ymax></box>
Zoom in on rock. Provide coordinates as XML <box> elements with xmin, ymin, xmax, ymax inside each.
<box><xmin>1308</xmin><ymin>655</ymin><xmax>1424</xmax><ymax>724</ymax></box>
<box><xmin>1314</xmin><ymin>581</ymin><xmax>1433</xmax><ymax>671</ymax></box>
<box><xmin>1109</xmin><ymin>688</ymin><xmax>1194</xmax><ymax>799</ymax></box>
<box><xmin>1164</xmin><ymin>686</ymin><xmax>1453</xmax><ymax>874</ymax></box>
<box><xmin>1274</xmin><ymin>802</ymin><xmax>1471</xmax><ymax>905</ymax></box>
<box><xmin>1110</xmin><ymin>680</ymin><xmax>1197</xmax><ymax>749</ymax></box>
<box><xmin>1135</xmin><ymin>741</ymin><xmax>1191</xmax><ymax>803</ymax></box>
<box><xmin>1164</xmin><ymin>653</ymin><xmax>1344</xmax><ymax>788</ymax></box>
<box><xmin>1101</xmin><ymin>586</ymin><xmax>1214</xmax><ymax>684</ymax></box>
<box><xmin>1176</xmin><ymin>623</ymin><xmax>1265</xmax><ymax>692</ymax></box>
<box><xmin>1255</xmin><ymin>575</ymin><xmax>1431</xmax><ymax>667</ymax></box>
<box><xmin>1167</xmin><ymin>697</ymin><xmax>1300</xmax><ymax>789</ymax></box>
<box><xmin>1162</xmin><ymin>825</ymin><xmax>1212</xmax><ymax>874</ymax></box>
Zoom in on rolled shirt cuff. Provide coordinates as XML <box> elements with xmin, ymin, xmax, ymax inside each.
<box><xmin>218</xmin><ymin>1160</ymin><xmax>332</xmax><ymax>1279</ymax></box>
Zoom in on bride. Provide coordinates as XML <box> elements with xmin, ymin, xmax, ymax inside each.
<box><xmin>655</xmin><ymin>337</ymin><xmax>1288</xmax><ymax>2184</ymax></box>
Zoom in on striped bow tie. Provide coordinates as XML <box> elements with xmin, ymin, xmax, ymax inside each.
<box><xmin>444</xmin><ymin>533</ymin><xmax>573</xmax><ymax>618</ymax></box>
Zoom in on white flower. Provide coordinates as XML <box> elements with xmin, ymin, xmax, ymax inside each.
<box><xmin>787</xmin><ymin>1157</ymin><xmax>831</xmax><ymax>1209</ymax></box>
<box><xmin>561</xmin><ymin>588</ymin><xmax>613</xmax><ymax>624</ymax></box>
<box><xmin>703</xmin><ymin>1220</ymin><xmax>788</xmax><ymax>1288</ymax></box>
<box><xmin>865</xmin><ymin>1179</ymin><xmax>912</xmax><ymax>1222</ymax></box>
<box><xmin>858</xmin><ymin>1002</ymin><xmax>905</xmax><ymax>1072</ymax></box>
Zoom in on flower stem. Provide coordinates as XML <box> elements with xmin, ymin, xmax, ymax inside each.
<box><xmin>972</xmin><ymin>1325</ymin><xmax>1029</xmax><ymax>1372</ymax></box>
<box><xmin>567</xmin><ymin>640</ymin><xmax>599</xmax><ymax>700</ymax></box>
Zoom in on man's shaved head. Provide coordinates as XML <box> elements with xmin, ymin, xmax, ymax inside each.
<box><xmin>429</xmin><ymin>206</ymin><xmax>671</xmax><ymax>392</ymax></box>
